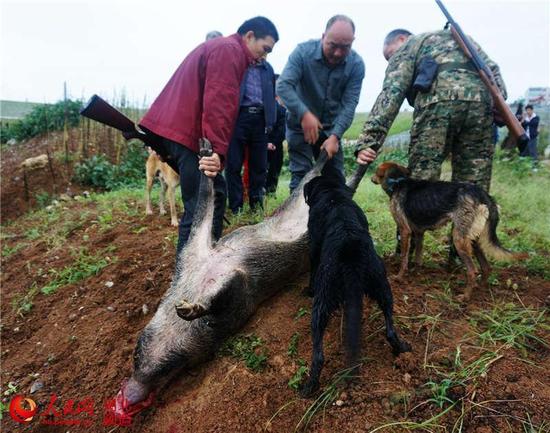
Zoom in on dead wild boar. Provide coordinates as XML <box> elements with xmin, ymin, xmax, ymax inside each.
<box><xmin>114</xmin><ymin>145</ymin><xmax>332</xmax><ymax>418</ymax></box>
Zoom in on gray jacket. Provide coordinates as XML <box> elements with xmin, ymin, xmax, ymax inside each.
<box><xmin>276</xmin><ymin>39</ymin><xmax>365</xmax><ymax>138</ymax></box>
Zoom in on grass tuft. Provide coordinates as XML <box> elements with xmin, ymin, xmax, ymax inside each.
<box><xmin>220</xmin><ymin>333</ymin><xmax>269</xmax><ymax>372</ymax></box>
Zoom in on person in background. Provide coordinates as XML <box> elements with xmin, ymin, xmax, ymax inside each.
<box><xmin>521</xmin><ymin>104</ymin><xmax>540</xmax><ymax>167</ymax></box>
<box><xmin>265</xmin><ymin>76</ymin><xmax>287</xmax><ymax>195</ymax></box>
<box><xmin>205</xmin><ymin>30</ymin><xmax>223</xmax><ymax>40</ymax></box>
<box><xmin>225</xmin><ymin>56</ymin><xmax>277</xmax><ymax>213</ymax></box>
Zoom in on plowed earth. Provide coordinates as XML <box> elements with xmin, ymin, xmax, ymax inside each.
<box><xmin>1</xmin><ymin>136</ymin><xmax>548</xmax><ymax>433</ymax></box>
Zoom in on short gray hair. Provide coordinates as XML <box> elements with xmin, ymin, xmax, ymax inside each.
<box><xmin>384</xmin><ymin>28</ymin><xmax>412</xmax><ymax>45</ymax></box>
<box><xmin>325</xmin><ymin>15</ymin><xmax>355</xmax><ymax>34</ymax></box>
<box><xmin>205</xmin><ymin>30</ymin><xmax>223</xmax><ymax>41</ymax></box>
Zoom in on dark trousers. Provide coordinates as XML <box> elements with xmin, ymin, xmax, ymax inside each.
<box><xmin>266</xmin><ymin>141</ymin><xmax>284</xmax><ymax>194</ymax></box>
<box><xmin>164</xmin><ymin>139</ymin><xmax>226</xmax><ymax>258</ymax></box>
<box><xmin>226</xmin><ymin>111</ymin><xmax>268</xmax><ymax>212</ymax></box>
<box><xmin>520</xmin><ymin>137</ymin><xmax>538</xmax><ymax>161</ymax></box>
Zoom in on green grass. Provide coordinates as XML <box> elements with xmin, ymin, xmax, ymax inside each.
<box><xmin>287</xmin><ymin>332</ymin><xmax>301</xmax><ymax>358</ymax></box>
<box><xmin>294</xmin><ymin>306</ymin><xmax>309</xmax><ymax>320</ymax></box>
<box><xmin>343</xmin><ymin>111</ymin><xmax>413</xmax><ymax>140</ymax></box>
<box><xmin>1</xmin><ymin>242</ymin><xmax>24</xmax><ymax>259</ymax></box>
<box><xmin>2</xmin><ymin>382</ymin><xmax>18</xmax><ymax>396</ymax></box>
<box><xmin>470</xmin><ymin>302</ymin><xmax>548</xmax><ymax>356</ymax></box>
<box><xmin>40</xmin><ymin>246</ymin><xmax>115</xmax><ymax>295</ymax></box>
<box><xmin>288</xmin><ymin>360</ymin><xmax>308</xmax><ymax>390</ymax></box>
<box><xmin>11</xmin><ymin>283</ymin><xmax>40</xmax><ymax>316</ymax></box>
<box><xmin>294</xmin><ymin>365</ymin><xmax>359</xmax><ymax>432</ymax></box>
<box><xmin>220</xmin><ymin>333</ymin><xmax>269</xmax><ymax>372</ymax></box>
<box><xmin>490</xmin><ymin>153</ymin><xmax>550</xmax><ymax>278</ymax></box>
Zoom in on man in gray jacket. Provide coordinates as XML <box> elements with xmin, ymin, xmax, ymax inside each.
<box><xmin>277</xmin><ymin>15</ymin><xmax>365</xmax><ymax>191</ymax></box>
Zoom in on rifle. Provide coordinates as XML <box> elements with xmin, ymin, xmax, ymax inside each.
<box><xmin>79</xmin><ymin>95</ymin><xmax>179</xmax><ymax>173</ymax></box>
<box><xmin>435</xmin><ymin>0</ymin><xmax>528</xmax><ymax>148</ymax></box>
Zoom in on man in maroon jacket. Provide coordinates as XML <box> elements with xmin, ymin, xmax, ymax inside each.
<box><xmin>139</xmin><ymin>17</ymin><xmax>279</xmax><ymax>257</ymax></box>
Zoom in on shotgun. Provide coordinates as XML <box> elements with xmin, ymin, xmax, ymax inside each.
<box><xmin>435</xmin><ymin>0</ymin><xmax>528</xmax><ymax>148</ymax></box>
<box><xmin>79</xmin><ymin>95</ymin><xmax>179</xmax><ymax>173</ymax></box>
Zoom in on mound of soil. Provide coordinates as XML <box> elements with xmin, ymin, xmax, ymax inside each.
<box><xmin>1</xmin><ymin>128</ymin><xmax>116</xmax><ymax>222</ymax></box>
<box><xmin>1</xmin><ymin>137</ymin><xmax>549</xmax><ymax>433</ymax></box>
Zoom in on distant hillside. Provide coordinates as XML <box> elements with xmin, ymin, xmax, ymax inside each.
<box><xmin>0</xmin><ymin>100</ymin><xmax>44</xmax><ymax>120</ymax></box>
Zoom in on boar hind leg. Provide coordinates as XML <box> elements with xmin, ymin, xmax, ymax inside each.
<box><xmin>175</xmin><ymin>300</ymin><xmax>207</xmax><ymax>321</ymax></box>
<box><xmin>175</xmin><ymin>269</ymin><xmax>248</xmax><ymax>321</ymax></box>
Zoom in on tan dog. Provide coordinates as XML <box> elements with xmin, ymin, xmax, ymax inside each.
<box><xmin>145</xmin><ymin>149</ymin><xmax>180</xmax><ymax>226</ymax></box>
<box><xmin>372</xmin><ymin>162</ymin><xmax>527</xmax><ymax>302</ymax></box>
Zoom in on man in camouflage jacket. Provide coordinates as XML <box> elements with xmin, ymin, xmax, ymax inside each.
<box><xmin>356</xmin><ymin>28</ymin><xmax>507</xmax><ymax>191</ymax></box>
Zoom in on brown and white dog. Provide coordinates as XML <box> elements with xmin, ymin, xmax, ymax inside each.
<box><xmin>371</xmin><ymin>161</ymin><xmax>527</xmax><ymax>302</ymax></box>
<box><xmin>145</xmin><ymin>149</ymin><xmax>180</xmax><ymax>227</ymax></box>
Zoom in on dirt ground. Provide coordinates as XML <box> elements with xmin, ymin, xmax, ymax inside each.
<box><xmin>1</xmin><ymin>137</ymin><xmax>549</xmax><ymax>433</ymax></box>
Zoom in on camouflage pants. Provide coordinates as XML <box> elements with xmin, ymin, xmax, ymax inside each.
<box><xmin>409</xmin><ymin>100</ymin><xmax>494</xmax><ymax>191</ymax></box>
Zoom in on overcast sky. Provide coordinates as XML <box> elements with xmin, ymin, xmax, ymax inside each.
<box><xmin>1</xmin><ymin>0</ymin><xmax>549</xmax><ymax>112</ymax></box>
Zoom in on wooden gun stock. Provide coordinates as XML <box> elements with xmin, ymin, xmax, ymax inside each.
<box><xmin>449</xmin><ymin>27</ymin><xmax>528</xmax><ymax>146</ymax></box>
<box><xmin>80</xmin><ymin>95</ymin><xmax>142</xmax><ymax>138</ymax></box>
<box><xmin>79</xmin><ymin>95</ymin><xmax>179</xmax><ymax>174</ymax></box>
<box><xmin>435</xmin><ymin>0</ymin><xmax>528</xmax><ymax>148</ymax></box>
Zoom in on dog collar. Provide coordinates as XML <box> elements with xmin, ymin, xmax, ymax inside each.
<box><xmin>386</xmin><ymin>177</ymin><xmax>406</xmax><ymax>194</ymax></box>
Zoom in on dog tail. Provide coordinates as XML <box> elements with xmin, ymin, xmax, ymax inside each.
<box><xmin>477</xmin><ymin>200</ymin><xmax>528</xmax><ymax>261</ymax></box>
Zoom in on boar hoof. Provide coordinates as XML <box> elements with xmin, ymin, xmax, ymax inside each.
<box><xmin>175</xmin><ymin>300</ymin><xmax>206</xmax><ymax>321</ymax></box>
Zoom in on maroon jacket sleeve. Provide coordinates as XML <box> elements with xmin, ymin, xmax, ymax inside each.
<box><xmin>202</xmin><ymin>45</ymin><xmax>247</xmax><ymax>158</ymax></box>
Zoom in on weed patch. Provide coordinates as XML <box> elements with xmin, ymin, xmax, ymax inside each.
<box><xmin>220</xmin><ymin>334</ymin><xmax>268</xmax><ymax>372</ymax></box>
<box><xmin>12</xmin><ymin>283</ymin><xmax>40</xmax><ymax>316</ymax></box>
<box><xmin>288</xmin><ymin>360</ymin><xmax>308</xmax><ymax>390</ymax></box>
<box><xmin>1</xmin><ymin>242</ymin><xmax>24</xmax><ymax>259</ymax></box>
<box><xmin>295</xmin><ymin>366</ymin><xmax>359</xmax><ymax>432</ymax></box>
<box><xmin>470</xmin><ymin>302</ymin><xmax>548</xmax><ymax>355</ymax></box>
<box><xmin>287</xmin><ymin>332</ymin><xmax>301</xmax><ymax>358</ymax></box>
<box><xmin>40</xmin><ymin>247</ymin><xmax>115</xmax><ymax>295</ymax></box>
<box><xmin>295</xmin><ymin>307</ymin><xmax>309</xmax><ymax>320</ymax></box>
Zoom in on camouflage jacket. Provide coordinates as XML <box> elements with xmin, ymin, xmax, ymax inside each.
<box><xmin>357</xmin><ymin>29</ymin><xmax>507</xmax><ymax>151</ymax></box>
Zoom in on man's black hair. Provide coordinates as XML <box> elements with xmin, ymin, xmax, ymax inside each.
<box><xmin>237</xmin><ymin>16</ymin><xmax>279</xmax><ymax>42</ymax></box>
<box><xmin>384</xmin><ymin>29</ymin><xmax>413</xmax><ymax>45</ymax></box>
<box><xmin>325</xmin><ymin>15</ymin><xmax>355</xmax><ymax>34</ymax></box>
<box><xmin>525</xmin><ymin>104</ymin><xmax>534</xmax><ymax>110</ymax></box>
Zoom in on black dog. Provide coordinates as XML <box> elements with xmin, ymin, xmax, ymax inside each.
<box><xmin>301</xmin><ymin>174</ymin><xmax>411</xmax><ymax>397</ymax></box>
